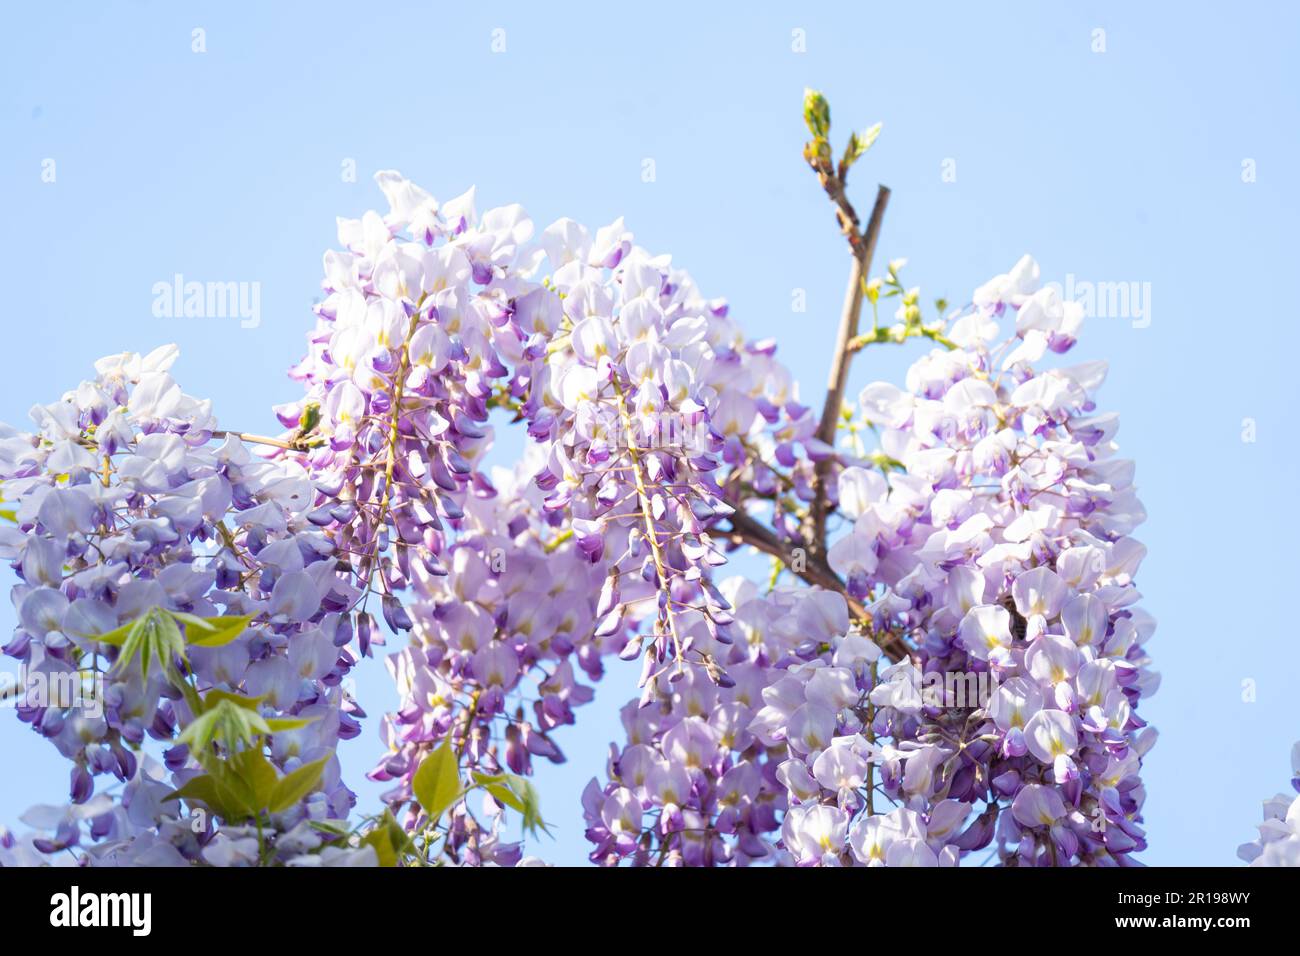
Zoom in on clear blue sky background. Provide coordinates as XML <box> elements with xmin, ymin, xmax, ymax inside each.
<box><xmin>2</xmin><ymin>2</ymin><xmax>1297</xmax><ymax>866</ymax></box>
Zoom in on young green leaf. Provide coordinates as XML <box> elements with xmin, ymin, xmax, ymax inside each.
<box><xmin>297</xmin><ymin>402</ymin><xmax>321</xmax><ymax>433</ymax></box>
<box><xmin>380</xmin><ymin>811</ymin><xmax>416</xmax><ymax>860</ymax></box>
<box><xmin>509</xmin><ymin>774</ymin><xmax>550</xmax><ymax>838</ymax></box>
<box><xmin>87</xmin><ymin>616</ymin><xmax>138</xmax><ymax>647</ymax></box>
<box><xmin>359</xmin><ymin>825</ymin><xmax>397</xmax><ymax>867</ymax></box>
<box><xmin>199</xmin><ymin>689</ymin><xmax>265</xmax><ymax>712</ymax></box>
<box><xmin>307</xmin><ymin>819</ymin><xmax>351</xmax><ymax>837</ymax></box>
<box><xmin>183</xmin><ymin>613</ymin><xmax>255</xmax><ymax>648</ymax></box>
<box><xmin>179</xmin><ymin>698</ymin><xmax>272</xmax><ymax>753</ymax></box>
<box><xmin>164</xmin><ymin>772</ymin><xmax>250</xmax><ymax>823</ymax></box>
<box><xmin>855</xmin><ymin>122</ymin><xmax>882</xmax><ymax>157</ymax></box>
<box><xmin>108</xmin><ymin>608</ymin><xmax>186</xmax><ymax>682</ymax></box>
<box><xmin>166</xmin><ymin>610</ymin><xmax>216</xmax><ymax>632</ymax></box>
<box><xmin>264</xmin><ymin>715</ymin><xmax>318</xmax><ymax>733</ymax></box>
<box><xmin>229</xmin><ymin>748</ymin><xmax>280</xmax><ymax>811</ymax></box>
<box><xmin>472</xmin><ymin>772</ymin><xmax>526</xmax><ymax>815</ymax></box>
<box><xmin>356</xmin><ymin>810</ymin><xmax>417</xmax><ymax>867</ymax></box>
<box><xmin>802</xmin><ymin>88</ymin><xmax>831</xmax><ymax>140</ymax></box>
<box><xmin>267</xmin><ymin>755</ymin><xmax>330</xmax><ymax>813</ymax></box>
<box><xmin>411</xmin><ymin>739</ymin><xmax>462</xmax><ymax>824</ymax></box>
<box><xmin>471</xmin><ymin>771</ymin><xmax>550</xmax><ymax>837</ymax></box>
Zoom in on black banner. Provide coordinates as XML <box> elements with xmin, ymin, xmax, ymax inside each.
<box><xmin>0</xmin><ymin>864</ymin><xmax>1282</xmax><ymax>939</ymax></box>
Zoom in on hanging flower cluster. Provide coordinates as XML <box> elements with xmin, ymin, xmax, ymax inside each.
<box><xmin>0</xmin><ymin>137</ymin><xmax>1181</xmax><ymax>867</ymax></box>
<box><xmin>0</xmin><ymin>347</ymin><xmax>361</xmax><ymax>864</ymax></box>
<box><xmin>515</xmin><ymin>208</ymin><xmax>818</xmax><ymax>688</ymax></box>
<box><xmin>370</xmin><ymin>450</ymin><xmax>631</xmax><ymax>864</ymax></box>
<box><xmin>745</xmin><ymin>256</ymin><xmax>1159</xmax><ymax>867</ymax></box>
<box><xmin>584</xmin><ymin>584</ymin><xmax>847</xmax><ymax>865</ymax></box>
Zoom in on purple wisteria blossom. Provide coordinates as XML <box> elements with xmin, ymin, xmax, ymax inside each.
<box><xmin>0</xmin><ymin>139</ymin><xmax>1185</xmax><ymax>868</ymax></box>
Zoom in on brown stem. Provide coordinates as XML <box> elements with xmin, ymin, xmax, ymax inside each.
<box><xmin>810</xmin><ymin>184</ymin><xmax>890</xmax><ymax>554</ymax></box>
<box><xmin>455</xmin><ymin>689</ymin><xmax>482</xmax><ymax>760</ymax></box>
<box><xmin>212</xmin><ymin>430</ymin><xmax>303</xmax><ymax>452</ymax></box>
<box><xmin>720</xmin><ymin>509</ymin><xmax>909</xmax><ymax>661</ymax></box>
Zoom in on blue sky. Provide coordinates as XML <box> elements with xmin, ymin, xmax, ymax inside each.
<box><xmin>2</xmin><ymin>1</ymin><xmax>1297</xmax><ymax>866</ymax></box>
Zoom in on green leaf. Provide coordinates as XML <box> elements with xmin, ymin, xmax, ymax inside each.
<box><xmin>357</xmin><ymin>810</ymin><xmax>416</xmax><ymax>867</ymax></box>
<box><xmin>178</xmin><ymin>690</ymin><xmax>309</xmax><ymax>767</ymax></box>
<box><xmin>164</xmin><ymin>772</ymin><xmax>250</xmax><ymax>823</ymax></box>
<box><xmin>199</xmin><ymin>689</ymin><xmax>265</xmax><ymax>712</ymax></box>
<box><xmin>264</xmin><ymin>715</ymin><xmax>318</xmax><ymax>733</ymax></box>
<box><xmin>802</xmin><ymin>88</ymin><xmax>830</xmax><ymax>139</ymax></box>
<box><xmin>89</xmin><ymin>617</ymin><xmax>138</xmax><ymax>647</ymax></box>
<box><xmin>209</xmin><ymin>760</ymin><xmax>260</xmax><ymax>816</ymax></box>
<box><xmin>100</xmin><ymin>609</ymin><xmax>254</xmax><ymax>674</ymax></box>
<box><xmin>229</xmin><ymin>748</ymin><xmax>280</xmax><ymax>811</ymax></box>
<box><xmin>359</xmin><ymin>826</ymin><xmax>397</xmax><ymax>868</ymax></box>
<box><xmin>509</xmin><ymin>775</ymin><xmax>549</xmax><ymax>838</ymax></box>
<box><xmin>473</xmin><ymin>775</ymin><xmax>515</xmax><ymax>809</ymax></box>
<box><xmin>472</xmin><ymin>772</ymin><xmax>526</xmax><ymax>814</ymax></box>
<box><xmin>165</xmin><ymin>773</ymin><xmax>222</xmax><ymax>807</ymax></box>
<box><xmin>268</xmin><ymin>755</ymin><xmax>330</xmax><ymax>813</ymax></box>
<box><xmin>307</xmin><ymin>819</ymin><xmax>350</xmax><ymax>837</ymax></box>
<box><xmin>100</xmin><ymin>608</ymin><xmax>188</xmax><ymax>682</ymax></box>
<box><xmin>411</xmin><ymin>739</ymin><xmax>462</xmax><ymax>824</ymax></box>
<box><xmin>177</xmin><ymin>680</ymin><xmax>203</xmax><ymax>717</ymax></box>
<box><xmin>166</xmin><ymin>610</ymin><xmax>215</xmax><ymax>632</ymax></box>
<box><xmin>176</xmin><ymin>707</ymin><xmax>222</xmax><ymax>753</ymax></box>
<box><xmin>179</xmin><ymin>698</ymin><xmax>271</xmax><ymax>753</ymax></box>
<box><xmin>842</xmin><ymin>122</ymin><xmax>882</xmax><ymax>169</ymax></box>
<box><xmin>181</xmin><ymin>613</ymin><xmax>255</xmax><ymax>648</ymax></box>
<box><xmin>381</xmin><ymin>811</ymin><xmax>416</xmax><ymax>858</ymax></box>
<box><xmin>150</xmin><ymin>611</ymin><xmax>183</xmax><ymax>677</ymax></box>
<box><xmin>298</xmin><ymin>402</ymin><xmax>321</xmax><ymax>433</ymax></box>
<box><xmin>471</xmin><ymin>771</ymin><xmax>550</xmax><ymax>838</ymax></box>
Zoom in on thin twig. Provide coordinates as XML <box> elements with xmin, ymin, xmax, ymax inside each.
<box><xmin>720</xmin><ymin>509</ymin><xmax>909</xmax><ymax>661</ymax></box>
<box><xmin>369</xmin><ymin>303</ymin><xmax>424</xmax><ymax>577</ymax></box>
<box><xmin>615</xmin><ymin>383</ymin><xmax>686</xmax><ymax>668</ymax></box>
<box><xmin>212</xmin><ymin>430</ymin><xmax>303</xmax><ymax>452</ymax></box>
<box><xmin>810</xmin><ymin>184</ymin><xmax>890</xmax><ymax>554</ymax></box>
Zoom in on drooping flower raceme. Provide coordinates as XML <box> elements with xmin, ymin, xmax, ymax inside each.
<box><xmin>0</xmin><ymin>168</ymin><xmax>1177</xmax><ymax>868</ymax></box>
<box><xmin>584</xmin><ymin>583</ymin><xmax>848</xmax><ymax>865</ymax></box>
<box><xmin>754</xmin><ymin>255</ymin><xmax>1160</xmax><ymax>866</ymax></box>
<box><xmin>0</xmin><ymin>347</ymin><xmax>363</xmax><ymax>865</ymax></box>
<box><xmin>284</xmin><ymin>174</ymin><xmax>823</xmax><ymax>863</ymax></box>
<box><xmin>370</xmin><ymin>449</ymin><xmax>634</xmax><ymax>864</ymax></box>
